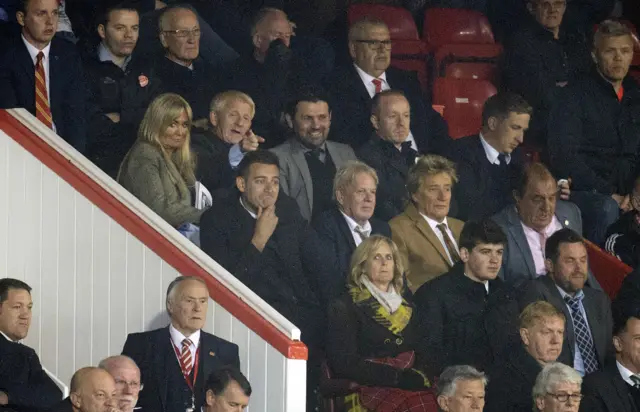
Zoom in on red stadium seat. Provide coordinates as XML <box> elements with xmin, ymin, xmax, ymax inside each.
<box><xmin>433</xmin><ymin>43</ymin><xmax>502</xmax><ymax>83</ymax></box>
<box><xmin>320</xmin><ymin>360</ymin><xmax>359</xmax><ymax>412</ymax></box>
<box><xmin>432</xmin><ymin>78</ymin><xmax>497</xmax><ymax>139</ymax></box>
<box><xmin>422</xmin><ymin>8</ymin><xmax>495</xmax><ymax>47</ymax></box>
<box><xmin>585</xmin><ymin>240</ymin><xmax>632</xmax><ymax>300</ymax></box>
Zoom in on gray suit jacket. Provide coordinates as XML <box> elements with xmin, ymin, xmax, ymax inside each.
<box><xmin>492</xmin><ymin>201</ymin><xmax>601</xmax><ymax>290</ymax></box>
<box><xmin>271</xmin><ymin>138</ymin><xmax>357</xmax><ymax>221</ymax></box>
<box><xmin>519</xmin><ymin>275</ymin><xmax>613</xmax><ymax>370</ymax></box>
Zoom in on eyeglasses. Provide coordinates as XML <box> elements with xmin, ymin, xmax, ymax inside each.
<box><xmin>162</xmin><ymin>28</ymin><xmax>201</xmax><ymax>38</ymax></box>
<box><xmin>115</xmin><ymin>379</ymin><xmax>144</xmax><ymax>391</ymax></box>
<box><xmin>547</xmin><ymin>393</ymin><xmax>583</xmax><ymax>403</ymax></box>
<box><xmin>353</xmin><ymin>39</ymin><xmax>393</xmax><ymax>50</ymax></box>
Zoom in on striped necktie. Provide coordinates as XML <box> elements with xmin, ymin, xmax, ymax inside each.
<box><xmin>35</xmin><ymin>51</ymin><xmax>53</xmax><ymax>129</ymax></box>
<box><xmin>180</xmin><ymin>338</ymin><xmax>193</xmax><ymax>377</ymax></box>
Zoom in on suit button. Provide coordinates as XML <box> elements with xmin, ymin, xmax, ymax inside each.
<box><xmin>384</xmin><ymin>338</ymin><xmax>391</xmax><ymax>344</ymax></box>
<box><xmin>396</xmin><ymin>337</ymin><xmax>403</xmax><ymax>345</ymax></box>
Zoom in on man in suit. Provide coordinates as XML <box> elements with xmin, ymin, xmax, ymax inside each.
<box><xmin>532</xmin><ymin>362</ymin><xmax>583</xmax><ymax>412</ymax></box>
<box><xmin>328</xmin><ymin>17</ymin><xmax>449</xmax><ymax>153</ymax></box>
<box><xmin>436</xmin><ymin>365</ymin><xmax>488</xmax><ymax>412</ymax></box>
<box><xmin>204</xmin><ymin>366</ymin><xmax>251</xmax><ymax>412</ymax></box>
<box><xmin>0</xmin><ymin>278</ymin><xmax>62</xmax><ymax>412</ymax></box>
<box><xmin>520</xmin><ymin>228</ymin><xmax>614</xmax><ymax>376</ymax></box>
<box><xmin>390</xmin><ymin>154</ymin><xmax>465</xmax><ymax>291</ymax></box>
<box><xmin>121</xmin><ymin>276</ymin><xmax>240</xmax><ymax>412</ymax></box>
<box><xmin>580</xmin><ymin>301</ymin><xmax>640</xmax><ymax>412</ymax></box>
<box><xmin>47</xmin><ymin>367</ymin><xmax>121</xmax><ymax>412</ymax></box>
<box><xmin>493</xmin><ymin>162</ymin><xmax>599</xmax><ymax>290</ymax></box>
<box><xmin>191</xmin><ymin>91</ymin><xmax>263</xmax><ymax>194</ymax></box>
<box><xmin>312</xmin><ymin>160</ymin><xmax>391</xmax><ymax>296</ymax></box>
<box><xmin>271</xmin><ymin>89</ymin><xmax>357</xmax><ymax>221</ymax></box>
<box><xmin>485</xmin><ymin>301</ymin><xmax>566</xmax><ymax>412</ymax></box>
<box><xmin>0</xmin><ymin>0</ymin><xmax>87</xmax><ymax>152</ymax></box>
<box><xmin>98</xmin><ymin>356</ymin><xmax>142</xmax><ymax>412</ymax></box>
<box><xmin>357</xmin><ymin>90</ymin><xmax>417</xmax><ymax>221</ymax></box>
<box><xmin>199</xmin><ymin>150</ymin><xmax>330</xmax><ymax>411</ymax></box>
<box><xmin>414</xmin><ymin>219</ymin><xmax>521</xmax><ymax>378</ymax></box>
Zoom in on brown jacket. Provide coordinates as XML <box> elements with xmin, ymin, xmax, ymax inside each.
<box><xmin>390</xmin><ymin>203</ymin><xmax>464</xmax><ymax>291</ymax></box>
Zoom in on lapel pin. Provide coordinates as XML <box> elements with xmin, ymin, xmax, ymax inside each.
<box><xmin>564</xmin><ymin>220</ymin><xmax>569</xmax><ymax>226</ymax></box>
<box><xmin>209</xmin><ymin>351</ymin><xmax>216</xmax><ymax>357</ymax></box>
<box><xmin>138</xmin><ymin>74</ymin><xmax>149</xmax><ymax>88</ymax></box>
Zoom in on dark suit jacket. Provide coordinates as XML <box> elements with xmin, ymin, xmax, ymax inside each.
<box><xmin>447</xmin><ymin>134</ymin><xmax>524</xmax><ymax>221</ymax></box>
<box><xmin>484</xmin><ymin>344</ymin><xmax>542</xmax><ymax>412</ymax></box>
<box><xmin>312</xmin><ymin>207</ymin><xmax>391</xmax><ymax>298</ymax></box>
<box><xmin>45</xmin><ymin>398</ymin><xmax>73</xmax><ymax>412</ymax></box>
<box><xmin>413</xmin><ymin>264</ymin><xmax>521</xmax><ymax>378</ymax></box>
<box><xmin>121</xmin><ymin>326</ymin><xmax>239</xmax><ymax>412</ymax></box>
<box><xmin>200</xmin><ymin>191</ymin><xmax>331</xmax><ymax>347</ymax></box>
<box><xmin>519</xmin><ymin>275</ymin><xmax>614</xmax><ymax>370</ymax></box>
<box><xmin>191</xmin><ymin>131</ymin><xmax>236</xmax><ymax>194</ymax></box>
<box><xmin>0</xmin><ymin>35</ymin><xmax>87</xmax><ymax>152</ymax></box>
<box><xmin>580</xmin><ymin>362</ymin><xmax>638</xmax><ymax>412</ymax></box>
<box><xmin>492</xmin><ymin>201</ymin><xmax>601</xmax><ymax>291</ymax></box>
<box><xmin>0</xmin><ymin>334</ymin><xmax>62</xmax><ymax>412</ymax></box>
<box><xmin>327</xmin><ymin>64</ymin><xmax>450</xmax><ymax>153</ymax></box>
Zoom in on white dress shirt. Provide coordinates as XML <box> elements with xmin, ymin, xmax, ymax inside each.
<box><xmin>341</xmin><ymin>211</ymin><xmax>372</xmax><ymax>246</ymax></box>
<box><xmin>479</xmin><ymin>132</ymin><xmax>510</xmax><ymax>165</ymax></box>
<box><xmin>617</xmin><ymin>360</ymin><xmax>640</xmax><ymax>386</ymax></box>
<box><xmin>420</xmin><ymin>214</ymin><xmax>459</xmax><ymax>265</ymax></box>
<box><xmin>354</xmin><ymin>64</ymin><xmax>418</xmax><ymax>152</ymax></box>
<box><xmin>0</xmin><ymin>330</ymin><xmax>21</xmax><ymax>343</ymax></box>
<box><xmin>521</xmin><ymin>216</ymin><xmax>563</xmax><ymax>276</ymax></box>
<box><xmin>169</xmin><ymin>323</ymin><xmax>200</xmax><ymax>364</ymax></box>
<box><xmin>240</xmin><ymin>198</ymin><xmax>257</xmax><ymax>219</ymax></box>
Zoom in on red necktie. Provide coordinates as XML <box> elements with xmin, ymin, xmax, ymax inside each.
<box><xmin>372</xmin><ymin>78</ymin><xmax>382</xmax><ymax>94</ymax></box>
<box><xmin>34</xmin><ymin>52</ymin><xmax>53</xmax><ymax>129</ymax></box>
<box><xmin>180</xmin><ymin>338</ymin><xmax>193</xmax><ymax>377</ymax></box>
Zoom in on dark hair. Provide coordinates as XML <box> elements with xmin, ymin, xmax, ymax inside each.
<box><xmin>205</xmin><ymin>366</ymin><xmax>252</xmax><ymax>397</ymax></box>
<box><xmin>459</xmin><ymin>219</ymin><xmax>507</xmax><ymax>251</ymax></box>
<box><xmin>612</xmin><ymin>301</ymin><xmax>640</xmax><ymax>336</ymax></box>
<box><xmin>285</xmin><ymin>86</ymin><xmax>330</xmax><ymax>118</ymax></box>
<box><xmin>96</xmin><ymin>1</ymin><xmax>139</xmax><ymax>29</ymax></box>
<box><xmin>513</xmin><ymin>162</ymin><xmax>557</xmax><ymax>199</ymax></box>
<box><xmin>481</xmin><ymin>92</ymin><xmax>533</xmax><ymax>126</ymax></box>
<box><xmin>544</xmin><ymin>228</ymin><xmax>585</xmax><ymax>263</ymax></box>
<box><xmin>0</xmin><ymin>278</ymin><xmax>32</xmax><ymax>304</ymax></box>
<box><xmin>371</xmin><ymin>89</ymin><xmax>408</xmax><ymax>117</ymax></box>
<box><xmin>236</xmin><ymin>150</ymin><xmax>280</xmax><ymax>180</ymax></box>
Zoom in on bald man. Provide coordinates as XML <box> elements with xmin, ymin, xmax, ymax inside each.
<box><xmin>47</xmin><ymin>367</ymin><xmax>122</xmax><ymax>412</ymax></box>
<box><xmin>99</xmin><ymin>356</ymin><xmax>141</xmax><ymax>412</ymax></box>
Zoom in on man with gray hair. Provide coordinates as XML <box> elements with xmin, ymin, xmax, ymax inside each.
<box><xmin>436</xmin><ymin>365</ymin><xmax>487</xmax><ymax>411</ymax></box>
<box><xmin>532</xmin><ymin>362</ymin><xmax>582</xmax><ymax>412</ymax></box>
<box><xmin>122</xmin><ymin>276</ymin><xmax>239</xmax><ymax>412</ymax></box>
<box><xmin>98</xmin><ymin>356</ymin><xmax>142</xmax><ymax>412</ymax></box>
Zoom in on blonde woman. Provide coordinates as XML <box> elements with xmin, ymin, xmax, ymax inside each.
<box><xmin>326</xmin><ymin>235</ymin><xmax>435</xmax><ymax>411</ymax></box>
<box><xmin>118</xmin><ymin>93</ymin><xmax>203</xmax><ymax>229</ymax></box>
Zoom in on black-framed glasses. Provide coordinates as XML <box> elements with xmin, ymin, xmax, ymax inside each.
<box><xmin>353</xmin><ymin>39</ymin><xmax>393</xmax><ymax>49</ymax></box>
<box><xmin>162</xmin><ymin>28</ymin><xmax>201</xmax><ymax>38</ymax></box>
<box><xmin>547</xmin><ymin>393</ymin><xmax>583</xmax><ymax>403</ymax></box>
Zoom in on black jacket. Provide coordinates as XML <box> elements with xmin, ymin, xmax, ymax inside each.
<box><xmin>121</xmin><ymin>326</ymin><xmax>239</xmax><ymax>412</ymax></box>
<box><xmin>191</xmin><ymin>131</ymin><xmax>236</xmax><ymax>193</ymax></box>
<box><xmin>547</xmin><ymin>73</ymin><xmax>640</xmax><ymax>195</ymax></box>
<box><xmin>357</xmin><ymin>136</ymin><xmax>417</xmax><ymax>222</ymax></box>
<box><xmin>605</xmin><ymin>210</ymin><xmax>640</xmax><ymax>268</ymax></box>
<box><xmin>45</xmin><ymin>398</ymin><xmax>73</xmax><ymax>412</ymax></box>
<box><xmin>199</xmin><ymin>191</ymin><xmax>332</xmax><ymax>348</ymax></box>
<box><xmin>580</xmin><ymin>362</ymin><xmax>638</xmax><ymax>412</ymax></box>
<box><xmin>413</xmin><ymin>264</ymin><xmax>521</xmax><ymax>378</ymax></box>
<box><xmin>484</xmin><ymin>344</ymin><xmax>542</xmax><ymax>412</ymax></box>
<box><xmin>312</xmin><ymin>207</ymin><xmax>392</xmax><ymax>299</ymax></box>
<box><xmin>614</xmin><ymin>266</ymin><xmax>640</xmax><ymax>307</ymax></box>
<box><xmin>0</xmin><ymin>334</ymin><xmax>62</xmax><ymax>412</ymax></box>
<box><xmin>447</xmin><ymin>134</ymin><xmax>524</xmax><ymax>221</ymax></box>
<box><xmin>327</xmin><ymin>64</ymin><xmax>450</xmax><ymax>154</ymax></box>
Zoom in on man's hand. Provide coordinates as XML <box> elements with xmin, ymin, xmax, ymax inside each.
<box><xmin>155</xmin><ymin>0</ymin><xmax>166</xmax><ymax>9</ymax></box>
<box><xmin>240</xmin><ymin>131</ymin><xmax>265</xmax><ymax>153</ymax></box>
<box><xmin>612</xmin><ymin>193</ymin><xmax>626</xmax><ymax>206</ymax></box>
<box><xmin>105</xmin><ymin>113</ymin><xmax>120</xmax><ymax>123</ymax></box>
<box><xmin>620</xmin><ymin>194</ymin><xmax>632</xmax><ymax>212</ymax></box>
<box><xmin>251</xmin><ymin>205</ymin><xmax>278</xmax><ymax>252</ymax></box>
<box><xmin>558</xmin><ymin>179</ymin><xmax>571</xmax><ymax>201</ymax></box>
<box><xmin>0</xmin><ymin>391</ymin><xmax>8</xmax><ymax>405</ymax></box>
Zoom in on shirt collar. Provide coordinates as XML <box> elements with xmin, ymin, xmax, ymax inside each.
<box><xmin>556</xmin><ymin>284</ymin><xmax>585</xmax><ymax>301</ymax></box>
<box><xmin>169</xmin><ymin>323</ymin><xmax>200</xmax><ymax>349</ymax></box>
<box><xmin>617</xmin><ymin>360</ymin><xmax>640</xmax><ymax>386</ymax></box>
<box><xmin>21</xmin><ymin>34</ymin><xmax>51</xmax><ymax>63</ymax></box>
<box><xmin>354</xmin><ymin>63</ymin><xmax>387</xmax><ymax>87</ymax></box>
<box><xmin>0</xmin><ymin>330</ymin><xmax>22</xmax><ymax>344</ymax></box>
<box><xmin>98</xmin><ymin>42</ymin><xmax>131</xmax><ymax>69</ymax></box>
<box><xmin>479</xmin><ymin>132</ymin><xmax>510</xmax><ymax>165</ymax></box>
<box><xmin>341</xmin><ymin>210</ymin><xmax>372</xmax><ymax>234</ymax></box>
<box><xmin>421</xmin><ymin>213</ymin><xmax>448</xmax><ymax>232</ymax></box>
<box><xmin>240</xmin><ymin>197</ymin><xmax>257</xmax><ymax>219</ymax></box>
<box><xmin>521</xmin><ymin>215</ymin><xmax>562</xmax><ymax>237</ymax></box>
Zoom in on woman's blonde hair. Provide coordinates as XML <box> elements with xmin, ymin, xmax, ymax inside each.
<box><xmin>348</xmin><ymin>235</ymin><xmax>406</xmax><ymax>291</ymax></box>
<box><xmin>131</xmin><ymin>93</ymin><xmax>196</xmax><ymax>188</ymax></box>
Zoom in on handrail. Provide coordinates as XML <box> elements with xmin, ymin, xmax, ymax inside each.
<box><xmin>43</xmin><ymin>366</ymin><xmax>70</xmax><ymax>398</ymax></box>
<box><xmin>0</xmin><ymin>109</ymin><xmax>307</xmax><ymax>360</ymax></box>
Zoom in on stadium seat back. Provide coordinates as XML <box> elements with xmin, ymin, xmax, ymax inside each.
<box><xmin>432</xmin><ymin>78</ymin><xmax>497</xmax><ymax>139</ymax></box>
<box><xmin>585</xmin><ymin>240</ymin><xmax>632</xmax><ymax>300</ymax></box>
<box><xmin>422</xmin><ymin>8</ymin><xmax>495</xmax><ymax>47</ymax></box>
<box><xmin>433</xmin><ymin>43</ymin><xmax>502</xmax><ymax>82</ymax></box>
<box><xmin>347</xmin><ymin>4</ymin><xmax>420</xmax><ymax>40</ymax></box>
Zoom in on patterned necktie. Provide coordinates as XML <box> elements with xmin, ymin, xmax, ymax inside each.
<box><xmin>180</xmin><ymin>338</ymin><xmax>193</xmax><ymax>377</ymax></box>
<box><xmin>372</xmin><ymin>78</ymin><xmax>382</xmax><ymax>94</ymax></box>
<box><xmin>354</xmin><ymin>226</ymin><xmax>370</xmax><ymax>243</ymax></box>
<box><xmin>631</xmin><ymin>375</ymin><xmax>640</xmax><ymax>388</ymax></box>
<box><xmin>436</xmin><ymin>223</ymin><xmax>461</xmax><ymax>264</ymax></box>
<box><xmin>564</xmin><ymin>295</ymin><xmax>599</xmax><ymax>374</ymax></box>
<box><xmin>34</xmin><ymin>51</ymin><xmax>53</xmax><ymax>129</ymax></box>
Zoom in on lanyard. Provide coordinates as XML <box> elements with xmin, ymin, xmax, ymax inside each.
<box><xmin>171</xmin><ymin>340</ymin><xmax>200</xmax><ymax>391</ymax></box>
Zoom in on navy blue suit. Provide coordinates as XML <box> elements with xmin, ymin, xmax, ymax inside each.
<box><xmin>122</xmin><ymin>326</ymin><xmax>240</xmax><ymax>412</ymax></box>
<box><xmin>0</xmin><ymin>35</ymin><xmax>87</xmax><ymax>152</ymax></box>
